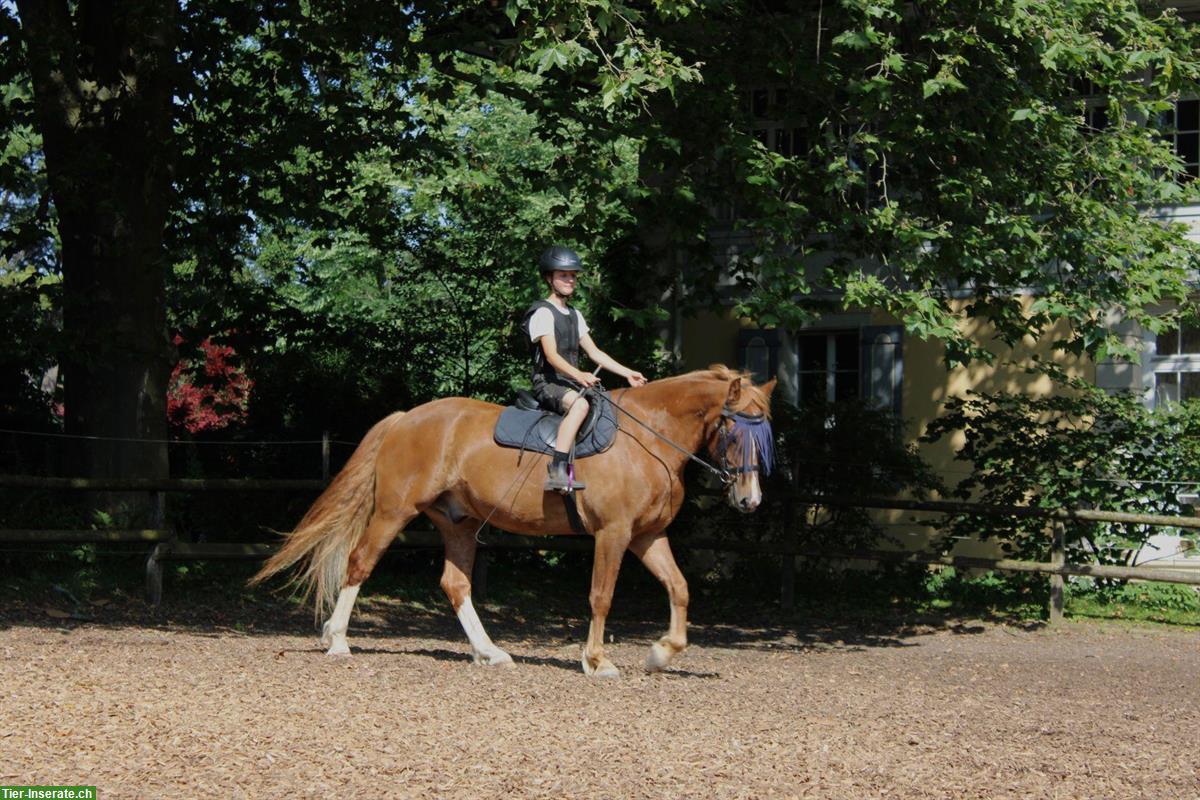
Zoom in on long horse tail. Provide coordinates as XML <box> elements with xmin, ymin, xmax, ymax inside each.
<box><xmin>249</xmin><ymin>410</ymin><xmax>407</xmax><ymax>622</ymax></box>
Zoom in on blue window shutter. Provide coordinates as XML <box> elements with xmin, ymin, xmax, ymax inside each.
<box><xmin>860</xmin><ymin>326</ymin><xmax>903</xmax><ymax>416</ymax></box>
<box><xmin>738</xmin><ymin>328</ymin><xmax>780</xmax><ymax>383</ymax></box>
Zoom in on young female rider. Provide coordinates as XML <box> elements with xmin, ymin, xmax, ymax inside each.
<box><xmin>525</xmin><ymin>245</ymin><xmax>646</xmax><ymax>493</ymax></box>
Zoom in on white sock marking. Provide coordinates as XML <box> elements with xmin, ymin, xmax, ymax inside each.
<box><xmin>455</xmin><ymin>596</ymin><xmax>511</xmax><ymax>665</ymax></box>
<box><xmin>323</xmin><ymin>585</ymin><xmax>360</xmax><ymax>655</ymax></box>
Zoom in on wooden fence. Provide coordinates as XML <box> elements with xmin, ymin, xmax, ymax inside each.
<box><xmin>2</xmin><ymin>474</ymin><xmax>1198</xmax><ymax>617</ymax></box>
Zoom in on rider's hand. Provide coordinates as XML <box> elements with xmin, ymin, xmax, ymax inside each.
<box><xmin>577</xmin><ymin>371</ymin><xmax>601</xmax><ymax>389</ymax></box>
<box><xmin>627</xmin><ymin>371</ymin><xmax>647</xmax><ymax>388</ymax></box>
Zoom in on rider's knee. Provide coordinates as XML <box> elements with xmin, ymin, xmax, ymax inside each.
<box><xmin>564</xmin><ymin>392</ymin><xmax>588</xmax><ymax>417</ymax></box>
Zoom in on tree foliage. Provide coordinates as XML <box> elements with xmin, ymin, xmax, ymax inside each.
<box><xmin>643</xmin><ymin>0</ymin><xmax>1200</xmax><ymax>364</ymax></box>
<box><xmin>2</xmin><ymin>0</ymin><xmax>1200</xmax><ymax>472</ymax></box>
<box><xmin>0</xmin><ymin>0</ymin><xmax>698</xmax><ymax>464</ymax></box>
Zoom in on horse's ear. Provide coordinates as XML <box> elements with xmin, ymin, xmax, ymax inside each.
<box><xmin>726</xmin><ymin>378</ymin><xmax>742</xmax><ymax>407</ymax></box>
<box><xmin>761</xmin><ymin>378</ymin><xmax>777</xmax><ymax>398</ymax></box>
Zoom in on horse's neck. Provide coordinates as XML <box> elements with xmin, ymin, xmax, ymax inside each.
<box><xmin>620</xmin><ymin>377</ymin><xmax>724</xmax><ymax>462</ymax></box>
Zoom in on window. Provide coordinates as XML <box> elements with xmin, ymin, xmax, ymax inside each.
<box><xmin>1083</xmin><ymin>102</ymin><xmax>1109</xmax><ymax>135</ymax></box>
<box><xmin>797</xmin><ymin>331</ymin><xmax>859</xmax><ymax>404</ymax></box>
<box><xmin>1076</xmin><ymin>77</ymin><xmax>1109</xmax><ymax>135</ymax></box>
<box><xmin>1153</xmin><ymin>322</ymin><xmax>1200</xmax><ymax>406</ymax></box>
<box><xmin>740</xmin><ymin>85</ymin><xmax>885</xmax><ymax>208</ymax></box>
<box><xmin>793</xmin><ymin>326</ymin><xmax>903</xmax><ymax>414</ymax></box>
<box><xmin>862</xmin><ymin>326</ymin><xmax>902</xmax><ymax>415</ymax></box>
<box><xmin>744</xmin><ymin>87</ymin><xmax>805</xmax><ymax>159</ymax></box>
<box><xmin>1159</xmin><ymin>98</ymin><xmax>1199</xmax><ymax>182</ymax></box>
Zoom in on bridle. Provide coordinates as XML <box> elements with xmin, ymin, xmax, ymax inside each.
<box><xmin>598</xmin><ymin>386</ymin><xmax>770</xmax><ymax>487</ymax></box>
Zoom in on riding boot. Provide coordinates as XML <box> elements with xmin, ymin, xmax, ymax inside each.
<box><xmin>545</xmin><ymin>459</ymin><xmax>586</xmax><ymax>493</ymax></box>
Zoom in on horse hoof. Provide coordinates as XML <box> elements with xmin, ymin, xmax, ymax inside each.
<box><xmin>474</xmin><ymin>650</ymin><xmax>514</xmax><ymax>667</ymax></box>
<box><xmin>593</xmin><ymin>663</ymin><xmax>620</xmax><ymax>679</ymax></box>
<box><xmin>319</xmin><ymin>621</ymin><xmax>333</xmax><ymax>649</ymax></box>
<box><xmin>581</xmin><ymin>651</ymin><xmax>620</xmax><ymax>678</ymax></box>
<box><xmin>645</xmin><ymin>642</ymin><xmax>673</xmax><ymax>673</ymax></box>
<box><xmin>325</xmin><ymin>640</ymin><xmax>351</xmax><ymax>656</ymax></box>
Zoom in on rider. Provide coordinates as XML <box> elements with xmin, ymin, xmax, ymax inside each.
<box><xmin>525</xmin><ymin>245</ymin><xmax>647</xmax><ymax>493</ymax></box>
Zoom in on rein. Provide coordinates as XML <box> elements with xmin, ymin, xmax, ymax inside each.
<box><xmin>592</xmin><ymin>387</ymin><xmax>767</xmax><ymax>486</ymax></box>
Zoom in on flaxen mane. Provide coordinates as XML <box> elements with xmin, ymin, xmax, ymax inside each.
<box><xmin>704</xmin><ymin>364</ymin><xmax>773</xmax><ymax>417</ymax></box>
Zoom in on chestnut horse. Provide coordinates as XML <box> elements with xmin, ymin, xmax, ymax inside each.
<box><xmin>251</xmin><ymin>366</ymin><xmax>775</xmax><ymax>677</ymax></box>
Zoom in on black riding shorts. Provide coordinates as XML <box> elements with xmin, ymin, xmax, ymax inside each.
<box><xmin>532</xmin><ymin>380</ymin><xmax>575</xmax><ymax>414</ymax></box>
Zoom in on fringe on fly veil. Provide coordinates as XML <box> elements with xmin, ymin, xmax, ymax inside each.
<box><xmin>703</xmin><ymin>365</ymin><xmax>776</xmax><ymax>474</ymax></box>
<box><xmin>249</xmin><ymin>410</ymin><xmax>407</xmax><ymax>623</ymax></box>
<box><xmin>731</xmin><ymin>414</ymin><xmax>776</xmax><ymax>475</ymax></box>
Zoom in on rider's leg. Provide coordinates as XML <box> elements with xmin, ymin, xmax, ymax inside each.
<box><xmin>554</xmin><ymin>390</ymin><xmax>590</xmax><ymax>453</ymax></box>
<box><xmin>546</xmin><ymin>390</ymin><xmax>590</xmax><ymax>492</ymax></box>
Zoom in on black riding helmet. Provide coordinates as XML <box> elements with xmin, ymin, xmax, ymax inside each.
<box><xmin>539</xmin><ymin>245</ymin><xmax>583</xmax><ymax>274</ymax></box>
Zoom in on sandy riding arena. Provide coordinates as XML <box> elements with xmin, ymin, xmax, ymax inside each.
<box><xmin>2</xmin><ymin>596</ymin><xmax>1197</xmax><ymax>799</ymax></box>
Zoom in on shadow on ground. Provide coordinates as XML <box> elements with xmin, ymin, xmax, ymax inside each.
<box><xmin>0</xmin><ymin>574</ymin><xmax>1038</xmax><ymax>658</ymax></box>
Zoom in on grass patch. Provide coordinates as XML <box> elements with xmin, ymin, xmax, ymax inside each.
<box><xmin>1066</xmin><ymin>578</ymin><xmax>1200</xmax><ymax>627</ymax></box>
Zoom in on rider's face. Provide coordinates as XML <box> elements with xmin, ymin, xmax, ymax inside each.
<box><xmin>549</xmin><ymin>270</ymin><xmax>577</xmax><ymax>296</ymax></box>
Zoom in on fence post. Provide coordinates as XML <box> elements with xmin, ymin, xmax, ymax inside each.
<box><xmin>780</xmin><ymin>555</ymin><xmax>795</xmax><ymax>611</ymax></box>
<box><xmin>1048</xmin><ymin>520</ymin><xmax>1065</xmax><ymax>624</ymax></box>
<box><xmin>321</xmin><ymin>432</ymin><xmax>331</xmax><ymax>481</ymax></box>
<box><xmin>146</xmin><ymin>543</ymin><xmax>164</xmax><ymax>607</ymax></box>
<box><xmin>144</xmin><ymin>490</ymin><xmax>168</xmax><ymax>606</ymax></box>
<box><xmin>152</xmin><ymin>490</ymin><xmax>166</xmax><ymax>530</ymax></box>
<box><xmin>780</xmin><ymin>494</ymin><xmax>795</xmax><ymax>611</ymax></box>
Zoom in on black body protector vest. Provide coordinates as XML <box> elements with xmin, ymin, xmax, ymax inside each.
<box><xmin>524</xmin><ymin>299</ymin><xmax>580</xmax><ymax>389</ymax></box>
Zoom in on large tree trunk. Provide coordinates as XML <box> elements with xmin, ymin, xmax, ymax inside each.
<box><xmin>17</xmin><ymin>0</ymin><xmax>176</xmax><ymax>481</ymax></box>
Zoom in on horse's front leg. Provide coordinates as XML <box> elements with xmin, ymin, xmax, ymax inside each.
<box><xmin>630</xmin><ymin>531</ymin><xmax>689</xmax><ymax>672</ymax></box>
<box><xmin>582</xmin><ymin>526</ymin><xmax>632</xmax><ymax>678</ymax></box>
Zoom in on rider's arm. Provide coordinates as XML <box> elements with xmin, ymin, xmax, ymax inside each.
<box><xmin>539</xmin><ymin>332</ymin><xmax>596</xmax><ymax>386</ymax></box>
<box><xmin>579</xmin><ymin>334</ymin><xmax>646</xmax><ymax>386</ymax></box>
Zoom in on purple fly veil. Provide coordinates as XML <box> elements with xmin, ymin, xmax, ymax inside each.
<box><xmin>730</xmin><ymin>415</ymin><xmax>775</xmax><ymax>476</ymax></box>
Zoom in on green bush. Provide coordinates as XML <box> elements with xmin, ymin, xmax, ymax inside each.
<box><xmin>779</xmin><ymin>398</ymin><xmax>943</xmax><ymax>551</ymax></box>
<box><xmin>922</xmin><ymin>385</ymin><xmax>1200</xmax><ymax>569</ymax></box>
<box><xmin>922</xmin><ymin>567</ymin><xmax>1047</xmax><ymax>614</ymax></box>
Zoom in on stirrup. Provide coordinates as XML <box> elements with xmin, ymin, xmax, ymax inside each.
<box><xmin>545</xmin><ymin>461</ymin><xmax>586</xmax><ymax>493</ymax></box>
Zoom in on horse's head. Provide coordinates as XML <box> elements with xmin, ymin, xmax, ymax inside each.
<box><xmin>708</xmin><ymin>373</ymin><xmax>777</xmax><ymax>513</ymax></box>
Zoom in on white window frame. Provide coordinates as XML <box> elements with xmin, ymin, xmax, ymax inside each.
<box><xmin>1150</xmin><ymin>321</ymin><xmax>1200</xmax><ymax>407</ymax></box>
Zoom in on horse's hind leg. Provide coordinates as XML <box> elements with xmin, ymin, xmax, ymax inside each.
<box><xmin>430</xmin><ymin>510</ymin><xmax>513</xmax><ymax>667</ymax></box>
<box><xmin>630</xmin><ymin>531</ymin><xmax>689</xmax><ymax>672</ymax></box>
<box><xmin>321</xmin><ymin>503</ymin><xmax>415</xmax><ymax>656</ymax></box>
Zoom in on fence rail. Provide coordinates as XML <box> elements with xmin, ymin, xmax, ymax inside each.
<box><xmin>788</xmin><ymin>492</ymin><xmax>1200</xmax><ymax>530</ymax></box>
<box><xmin>0</xmin><ymin>475</ymin><xmax>326</xmax><ymax>492</ymax></box>
<box><xmin>3</xmin><ymin>474</ymin><xmax>1198</xmax><ymax>614</ymax></box>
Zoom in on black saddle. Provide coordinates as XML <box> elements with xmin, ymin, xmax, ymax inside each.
<box><xmin>494</xmin><ymin>389</ymin><xmax>618</xmax><ymax>458</ymax></box>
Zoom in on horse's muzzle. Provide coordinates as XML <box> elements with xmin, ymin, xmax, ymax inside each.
<box><xmin>729</xmin><ymin>489</ymin><xmax>760</xmax><ymax>514</ymax></box>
